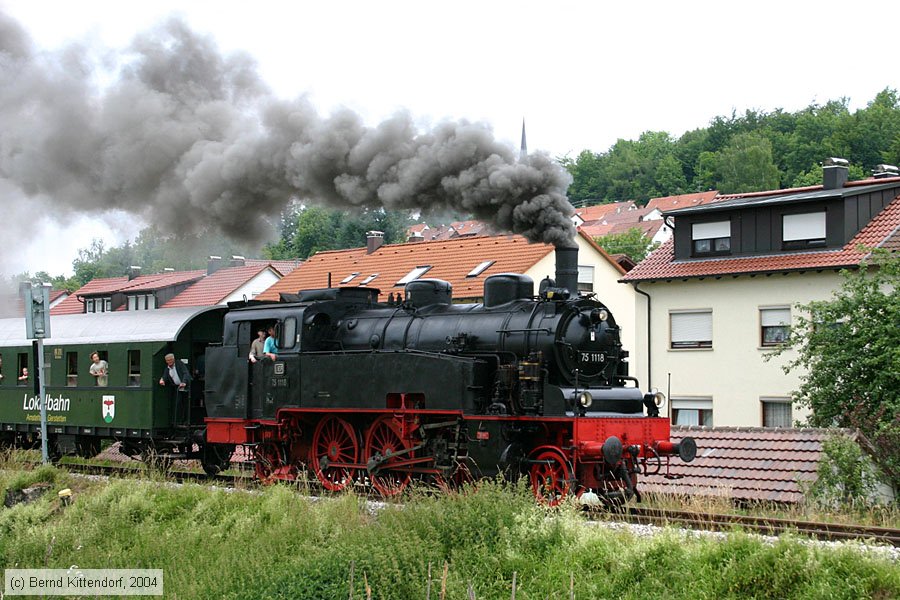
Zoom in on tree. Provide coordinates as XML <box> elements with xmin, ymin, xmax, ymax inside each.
<box><xmin>593</xmin><ymin>227</ymin><xmax>659</xmax><ymax>263</ymax></box>
<box><xmin>714</xmin><ymin>132</ymin><xmax>780</xmax><ymax>193</ymax></box>
<box><xmin>773</xmin><ymin>251</ymin><xmax>900</xmax><ymax>489</ymax></box>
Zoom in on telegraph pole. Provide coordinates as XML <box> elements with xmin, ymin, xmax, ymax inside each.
<box><xmin>23</xmin><ymin>282</ymin><xmax>52</xmax><ymax>464</ymax></box>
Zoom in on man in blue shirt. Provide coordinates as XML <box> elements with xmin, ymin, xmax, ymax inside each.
<box><xmin>263</xmin><ymin>325</ymin><xmax>278</xmax><ymax>361</ymax></box>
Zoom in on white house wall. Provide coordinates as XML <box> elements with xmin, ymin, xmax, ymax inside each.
<box><xmin>634</xmin><ymin>271</ymin><xmax>846</xmax><ymax>427</ymax></box>
<box><xmin>222</xmin><ymin>269</ymin><xmax>282</xmax><ymax>304</ymax></box>
<box><xmin>526</xmin><ymin>236</ymin><xmax>638</xmax><ymax>377</ymax></box>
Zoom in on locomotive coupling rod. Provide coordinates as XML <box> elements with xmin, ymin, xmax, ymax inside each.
<box><xmin>366</xmin><ymin>443</ymin><xmax>427</xmax><ymax>473</ymax></box>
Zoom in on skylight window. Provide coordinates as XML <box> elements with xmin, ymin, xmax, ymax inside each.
<box><xmin>466</xmin><ymin>260</ymin><xmax>495</xmax><ymax>277</ymax></box>
<box><xmin>341</xmin><ymin>272</ymin><xmax>361</xmax><ymax>284</ymax></box>
<box><xmin>360</xmin><ymin>273</ymin><xmax>379</xmax><ymax>285</ymax></box>
<box><xmin>396</xmin><ymin>266</ymin><xmax>431</xmax><ymax>286</ymax></box>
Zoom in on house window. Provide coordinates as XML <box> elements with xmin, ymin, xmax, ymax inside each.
<box><xmin>396</xmin><ymin>266</ymin><xmax>431</xmax><ymax>286</ymax></box>
<box><xmin>127</xmin><ymin>350</ymin><xmax>141</xmax><ymax>386</ymax></box>
<box><xmin>783</xmin><ymin>212</ymin><xmax>826</xmax><ymax>249</ymax></box>
<box><xmin>360</xmin><ymin>274</ymin><xmax>379</xmax><ymax>285</ymax></box>
<box><xmin>671</xmin><ymin>398</ymin><xmax>713</xmax><ymax>427</ymax></box>
<box><xmin>466</xmin><ymin>261</ymin><xmax>495</xmax><ymax>277</ymax></box>
<box><xmin>128</xmin><ymin>296</ymin><xmax>136</xmax><ymax>310</ymax></box>
<box><xmin>66</xmin><ymin>352</ymin><xmax>78</xmax><ymax>387</ymax></box>
<box><xmin>670</xmin><ymin>310</ymin><xmax>712</xmax><ymax>349</ymax></box>
<box><xmin>341</xmin><ymin>272</ymin><xmax>360</xmax><ymax>284</ymax></box>
<box><xmin>760</xmin><ymin>307</ymin><xmax>791</xmax><ymax>346</ymax></box>
<box><xmin>87</xmin><ymin>297</ymin><xmax>111</xmax><ymax>313</ymax></box>
<box><xmin>577</xmin><ymin>265</ymin><xmax>594</xmax><ymax>292</ymax></box>
<box><xmin>691</xmin><ymin>221</ymin><xmax>731</xmax><ymax>256</ymax></box>
<box><xmin>762</xmin><ymin>397</ymin><xmax>793</xmax><ymax>427</ymax></box>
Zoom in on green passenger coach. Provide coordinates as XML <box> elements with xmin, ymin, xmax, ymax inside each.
<box><xmin>0</xmin><ymin>306</ymin><xmax>231</xmax><ymax>471</ymax></box>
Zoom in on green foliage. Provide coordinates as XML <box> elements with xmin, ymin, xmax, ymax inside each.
<box><xmin>264</xmin><ymin>203</ymin><xmax>413</xmax><ymax>260</ymax></box>
<box><xmin>562</xmin><ymin>88</ymin><xmax>900</xmax><ymax>204</ymax></box>
<box><xmin>808</xmin><ymin>436</ymin><xmax>879</xmax><ymax>508</ymax></box>
<box><xmin>714</xmin><ymin>132</ymin><xmax>780</xmax><ymax>193</ymax></box>
<box><xmin>775</xmin><ymin>251</ymin><xmax>900</xmax><ymax>489</ymax></box>
<box><xmin>0</xmin><ymin>476</ymin><xmax>897</xmax><ymax>599</ymax></box>
<box><xmin>593</xmin><ymin>227</ymin><xmax>660</xmax><ymax>263</ymax></box>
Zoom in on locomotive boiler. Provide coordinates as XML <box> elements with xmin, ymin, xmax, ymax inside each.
<box><xmin>204</xmin><ymin>246</ymin><xmax>696</xmax><ymax>503</ymax></box>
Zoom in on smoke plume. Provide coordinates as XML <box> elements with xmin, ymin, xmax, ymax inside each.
<box><xmin>0</xmin><ymin>13</ymin><xmax>576</xmax><ymax>259</ymax></box>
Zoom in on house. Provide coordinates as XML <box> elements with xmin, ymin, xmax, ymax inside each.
<box><xmin>621</xmin><ymin>162</ymin><xmax>900</xmax><ymax>428</ymax></box>
<box><xmin>51</xmin><ymin>257</ymin><xmax>285</xmax><ymax>316</ymax></box>
<box><xmin>259</xmin><ymin>229</ymin><xmax>642</xmax><ymax>376</ymax></box>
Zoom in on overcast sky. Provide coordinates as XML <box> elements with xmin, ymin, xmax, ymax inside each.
<box><xmin>1</xmin><ymin>0</ymin><xmax>898</xmax><ymax>277</ymax></box>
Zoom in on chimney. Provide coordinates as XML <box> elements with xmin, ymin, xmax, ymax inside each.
<box><xmin>366</xmin><ymin>231</ymin><xmax>384</xmax><ymax>254</ymax></box>
<box><xmin>230</xmin><ymin>255</ymin><xmax>246</xmax><ymax>268</ymax></box>
<box><xmin>407</xmin><ymin>232</ymin><xmax>425</xmax><ymax>243</ymax></box>
<box><xmin>873</xmin><ymin>164</ymin><xmax>899</xmax><ymax>179</ymax></box>
<box><xmin>127</xmin><ymin>265</ymin><xmax>141</xmax><ymax>281</ymax></box>
<box><xmin>555</xmin><ymin>245</ymin><xmax>579</xmax><ymax>296</ymax></box>
<box><xmin>823</xmin><ymin>157</ymin><xmax>849</xmax><ymax>190</ymax></box>
<box><xmin>207</xmin><ymin>255</ymin><xmax>224</xmax><ymax>275</ymax></box>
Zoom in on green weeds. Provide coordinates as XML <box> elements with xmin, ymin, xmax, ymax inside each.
<box><xmin>0</xmin><ymin>469</ymin><xmax>897</xmax><ymax>599</ymax></box>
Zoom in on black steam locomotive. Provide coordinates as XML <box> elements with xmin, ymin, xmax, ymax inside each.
<box><xmin>204</xmin><ymin>247</ymin><xmax>695</xmax><ymax>503</ymax></box>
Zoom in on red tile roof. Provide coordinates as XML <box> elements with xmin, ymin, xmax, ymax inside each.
<box><xmin>623</xmin><ymin>193</ymin><xmax>900</xmax><ymax>282</ymax></box>
<box><xmin>642</xmin><ymin>426</ymin><xmax>859</xmax><ymax>503</ymax></box>
<box><xmin>246</xmin><ymin>258</ymin><xmax>302</xmax><ymax>275</ymax></box>
<box><xmin>574</xmin><ymin>201</ymin><xmax>639</xmax><ymax>222</ymax></box>
<box><xmin>162</xmin><ymin>264</ymin><xmax>279</xmax><ymax>308</ymax></box>
<box><xmin>645</xmin><ymin>191</ymin><xmax>719</xmax><ymax>211</ymax></box>
<box><xmin>259</xmin><ymin>230</ymin><xmax>621</xmax><ymax>302</ymax></box>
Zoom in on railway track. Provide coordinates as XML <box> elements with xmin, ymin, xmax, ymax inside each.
<box><xmin>20</xmin><ymin>460</ymin><xmax>900</xmax><ymax>547</ymax></box>
<box><xmin>608</xmin><ymin>506</ymin><xmax>900</xmax><ymax>547</ymax></box>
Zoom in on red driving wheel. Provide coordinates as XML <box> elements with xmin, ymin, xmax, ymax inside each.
<box><xmin>310</xmin><ymin>416</ymin><xmax>359</xmax><ymax>491</ymax></box>
<box><xmin>364</xmin><ymin>416</ymin><xmax>413</xmax><ymax>497</ymax></box>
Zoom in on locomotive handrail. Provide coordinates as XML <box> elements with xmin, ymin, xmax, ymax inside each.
<box><xmin>495</xmin><ymin>328</ymin><xmax>551</xmax><ymax>334</ymax></box>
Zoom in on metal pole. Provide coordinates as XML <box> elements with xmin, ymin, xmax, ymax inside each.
<box><xmin>36</xmin><ymin>339</ymin><xmax>48</xmax><ymax>463</ymax></box>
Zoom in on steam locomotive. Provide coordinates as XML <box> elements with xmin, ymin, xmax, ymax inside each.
<box><xmin>204</xmin><ymin>246</ymin><xmax>696</xmax><ymax>504</ymax></box>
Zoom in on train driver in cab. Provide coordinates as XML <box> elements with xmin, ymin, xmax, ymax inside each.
<box><xmin>263</xmin><ymin>325</ymin><xmax>278</xmax><ymax>361</ymax></box>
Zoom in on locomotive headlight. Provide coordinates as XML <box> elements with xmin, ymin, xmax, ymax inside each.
<box><xmin>590</xmin><ymin>308</ymin><xmax>609</xmax><ymax>324</ymax></box>
<box><xmin>577</xmin><ymin>391</ymin><xmax>593</xmax><ymax>408</ymax></box>
<box><xmin>651</xmin><ymin>388</ymin><xmax>666</xmax><ymax>408</ymax></box>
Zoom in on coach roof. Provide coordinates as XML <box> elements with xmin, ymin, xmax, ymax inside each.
<box><xmin>0</xmin><ymin>306</ymin><xmax>225</xmax><ymax>347</ymax></box>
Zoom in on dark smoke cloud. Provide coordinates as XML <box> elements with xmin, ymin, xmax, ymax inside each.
<box><xmin>0</xmin><ymin>12</ymin><xmax>575</xmax><ymax>256</ymax></box>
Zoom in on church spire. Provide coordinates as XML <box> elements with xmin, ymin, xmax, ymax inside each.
<box><xmin>519</xmin><ymin>118</ymin><xmax>527</xmax><ymax>161</ymax></box>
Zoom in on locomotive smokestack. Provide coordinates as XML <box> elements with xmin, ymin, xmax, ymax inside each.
<box><xmin>555</xmin><ymin>244</ymin><xmax>579</xmax><ymax>296</ymax></box>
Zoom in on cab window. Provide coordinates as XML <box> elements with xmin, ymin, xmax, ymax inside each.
<box><xmin>279</xmin><ymin>318</ymin><xmax>298</xmax><ymax>350</ymax></box>
<box><xmin>17</xmin><ymin>353</ymin><xmax>29</xmax><ymax>386</ymax></box>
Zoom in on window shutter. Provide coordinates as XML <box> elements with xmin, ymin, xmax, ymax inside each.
<box><xmin>783</xmin><ymin>212</ymin><xmax>825</xmax><ymax>241</ymax></box>
<box><xmin>577</xmin><ymin>265</ymin><xmax>594</xmax><ymax>284</ymax></box>
<box><xmin>671</xmin><ymin>311</ymin><xmax>712</xmax><ymax>343</ymax></box>
<box><xmin>692</xmin><ymin>221</ymin><xmax>730</xmax><ymax>240</ymax></box>
<box><xmin>760</xmin><ymin>308</ymin><xmax>790</xmax><ymax>326</ymax></box>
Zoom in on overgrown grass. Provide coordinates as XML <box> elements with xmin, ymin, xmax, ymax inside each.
<box><xmin>0</xmin><ymin>462</ymin><xmax>897</xmax><ymax>599</ymax></box>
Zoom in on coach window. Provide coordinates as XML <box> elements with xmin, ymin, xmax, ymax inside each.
<box><xmin>670</xmin><ymin>310</ymin><xmax>712</xmax><ymax>349</ymax></box>
<box><xmin>127</xmin><ymin>350</ymin><xmax>141</xmax><ymax>386</ymax></box>
<box><xmin>17</xmin><ymin>353</ymin><xmax>29</xmax><ymax>386</ymax></box>
<box><xmin>0</xmin><ymin>353</ymin><xmax>4</xmax><ymax>384</ymax></box>
<box><xmin>66</xmin><ymin>352</ymin><xmax>78</xmax><ymax>387</ymax></box>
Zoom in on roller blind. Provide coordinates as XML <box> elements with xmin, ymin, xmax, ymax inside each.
<box><xmin>760</xmin><ymin>307</ymin><xmax>790</xmax><ymax>326</ymax></box>
<box><xmin>671</xmin><ymin>311</ymin><xmax>712</xmax><ymax>344</ymax></box>
<box><xmin>783</xmin><ymin>212</ymin><xmax>825</xmax><ymax>241</ymax></box>
<box><xmin>692</xmin><ymin>221</ymin><xmax>730</xmax><ymax>240</ymax></box>
<box><xmin>577</xmin><ymin>265</ymin><xmax>594</xmax><ymax>284</ymax></box>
